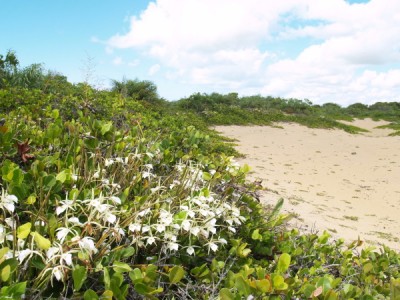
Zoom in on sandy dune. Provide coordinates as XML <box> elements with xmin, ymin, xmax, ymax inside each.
<box><xmin>216</xmin><ymin>119</ymin><xmax>400</xmax><ymax>250</ymax></box>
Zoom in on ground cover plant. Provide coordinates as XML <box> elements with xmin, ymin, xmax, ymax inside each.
<box><xmin>0</xmin><ymin>52</ymin><xmax>400</xmax><ymax>299</ymax></box>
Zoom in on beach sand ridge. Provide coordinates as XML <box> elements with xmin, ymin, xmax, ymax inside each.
<box><xmin>216</xmin><ymin>119</ymin><xmax>400</xmax><ymax>250</ymax></box>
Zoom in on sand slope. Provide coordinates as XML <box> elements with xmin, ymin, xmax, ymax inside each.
<box><xmin>216</xmin><ymin>119</ymin><xmax>400</xmax><ymax>250</ymax></box>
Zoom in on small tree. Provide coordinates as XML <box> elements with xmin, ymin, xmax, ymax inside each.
<box><xmin>0</xmin><ymin>50</ymin><xmax>46</xmax><ymax>89</ymax></box>
<box><xmin>0</xmin><ymin>50</ymin><xmax>19</xmax><ymax>88</ymax></box>
<box><xmin>10</xmin><ymin>63</ymin><xmax>45</xmax><ymax>89</ymax></box>
<box><xmin>111</xmin><ymin>78</ymin><xmax>159</xmax><ymax>102</ymax></box>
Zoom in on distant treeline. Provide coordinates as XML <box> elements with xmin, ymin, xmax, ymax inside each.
<box><xmin>174</xmin><ymin>92</ymin><xmax>400</xmax><ymax>122</ymax></box>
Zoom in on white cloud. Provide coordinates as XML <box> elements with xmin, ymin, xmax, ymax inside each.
<box><xmin>112</xmin><ymin>56</ymin><xmax>123</xmax><ymax>65</ymax></box>
<box><xmin>107</xmin><ymin>0</ymin><xmax>400</xmax><ymax>104</ymax></box>
<box><xmin>108</xmin><ymin>0</ymin><xmax>298</xmax><ymax>50</ymax></box>
<box><xmin>148</xmin><ymin>64</ymin><xmax>160</xmax><ymax>75</ymax></box>
<box><xmin>128</xmin><ymin>59</ymin><xmax>140</xmax><ymax>67</ymax></box>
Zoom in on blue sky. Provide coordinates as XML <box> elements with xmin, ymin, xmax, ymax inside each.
<box><xmin>1</xmin><ymin>1</ymin><xmax>148</xmax><ymax>86</ymax></box>
<box><xmin>2</xmin><ymin>0</ymin><xmax>399</xmax><ymax>105</ymax></box>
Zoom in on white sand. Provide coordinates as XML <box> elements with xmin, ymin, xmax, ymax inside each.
<box><xmin>216</xmin><ymin>119</ymin><xmax>400</xmax><ymax>250</ymax></box>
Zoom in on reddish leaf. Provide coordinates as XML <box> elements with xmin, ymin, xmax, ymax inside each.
<box><xmin>16</xmin><ymin>140</ymin><xmax>35</xmax><ymax>162</ymax></box>
<box><xmin>312</xmin><ymin>286</ymin><xmax>323</xmax><ymax>297</ymax></box>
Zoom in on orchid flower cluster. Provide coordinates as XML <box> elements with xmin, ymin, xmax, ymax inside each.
<box><xmin>129</xmin><ymin>190</ymin><xmax>245</xmax><ymax>255</ymax></box>
<box><xmin>0</xmin><ymin>154</ymin><xmax>247</xmax><ymax>285</ymax></box>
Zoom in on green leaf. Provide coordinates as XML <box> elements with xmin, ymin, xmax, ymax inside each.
<box><xmin>272</xmin><ymin>274</ymin><xmax>288</xmax><ymax>291</ymax></box>
<box><xmin>101</xmin><ymin>122</ymin><xmax>113</xmax><ymax>135</ymax></box>
<box><xmin>251</xmin><ymin>229</ymin><xmax>262</xmax><ymax>241</ymax></box>
<box><xmin>324</xmin><ymin>289</ymin><xmax>339</xmax><ymax>300</ymax></box>
<box><xmin>69</xmin><ymin>188</ymin><xmax>79</xmax><ymax>200</ymax></box>
<box><xmin>238</xmin><ymin>243</ymin><xmax>251</xmax><ymax>258</ymax></box>
<box><xmin>318</xmin><ymin>231</ymin><xmax>331</xmax><ymax>244</ymax></box>
<box><xmin>120</xmin><ymin>246</ymin><xmax>135</xmax><ymax>258</ymax></box>
<box><xmin>30</xmin><ymin>232</ymin><xmax>51</xmax><ymax>250</ymax></box>
<box><xmin>144</xmin><ymin>264</ymin><xmax>158</xmax><ymax>281</ymax></box>
<box><xmin>363</xmin><ymin>262</ymin><xmax>373</xmax><ymax>274</ymax></box>
<box><xmin>103</xmin><ymin>268</ymin><xmax>111</xmax><ymax>290</ymax></box>
<box><xmin>255</xmin><ymin>279</ymin><xmax>271</xmax><ymax>293</ymax></box>
<box><xmin>303</xmin><ymin>284</ymin><xmax>316</xmax><ymax>298</ymax></box>
<box><xmin>359</xmin><ymin>296</ymin><xmax>374</xmax><ymax>300</ymax></box>
<box><xmin>211</xmin><ymin>259</ymin><xmax>224</xmax><ymax>272</ymax></box>
<box><xmin>84</xmin><ymin>289</ymin><xmax>99</xmax><ymax>300</ymax></box>
<box><xmin>390</xmin><ymin>278</ymin><xmax>400</xmax><ymax>300</ymax></box>
<box><xmin>149</xmin><ymin>287</ymin><xmax>164</xmax><ymax>296</ymax></box>
<box><xmin>277</xmin><ymin>253</ymin><xmax>291</xmax><ymax>273</ymax></box>
<box><xmin>51</xmin><ymin>109</ymin><xmax>59</xmax><ymax>119</ymax></box>
<box><xmin>17</xmin><ymin>222</ymin><xmax>31</xmax><ymax>239</ymax></box>
<box><xmin>129</xmin><ymin>268</ymin><xmax>143</xmax><ymax>284</ymax></box>
<box><xmin>0</xmin><ymin>258</ymin><xmax>18</xmax><ymax>275</ymax></box>
<box><xmin>0</xmin><ymin>248</ymin><xmax>9</xmax><ymax>260</ymax></box>
<box><xmin>0</xmin><ymin>264</ymin><xmax>10</xmax><ymax>282</ymax></box>
<box><xmin>202</xmin><ymin>172</ymin><xmax>212</xmax><ymax>181</ymax></box>
<box><xmin>331</xmin><ymin>277</ymin><xmax>342</xmax><ymax>289</ymax></box>
<box><xmin>134</xmin><ymin>283</ymin><xmax>153</xmax><ymax>295</ymax></box>
<box><xmin>56</xmin><ymin>170</ymin><xmax>68</xmax><ymax>183</ymax></box>
<box><xmin>343</xmin><ymin>283</ymin><xmax>353</xmax><ymax>296</ymax></box>
<box><xmin>391</xmin><ymin>279</ymin><xmax>400</xmax><ymax>300</ymax></box>
<box><xmin>219</xmin><ymin>288</ymin><xmax>235</xmax><ymax>300</ymax></box>
<box><xmin>7</xmin><ymin>281</ymin><xmax>27</xmax><ymax>298</ymax></box>
<box><xmin>256</xmin><ymin>268</ymin><xmax>266</xmax><ymax>280</ymax></box>
<box><xmin>11</xmin><ymin>168</ymin><xmax>24</xmax><ymax>186</ymax></box>
<box><xmin>112</xmin><ymin>261</ymin><xmax>132</xmax><ymax>273</ymax></box>
<box><xmin>317</xmin><ymin>277</ymin><xmax>332</xmax><ymax>294</ymax></box>
<box><xmin>169</xmin><ymin>266</ymin><xmax>185</xmax><ymax>284</ymax></box>
<box><xmin>25</xmin><ymin>195</ymin><xmax>36</xmax><ymax>204</ymax></box>
<box><xmin>1</xmin><ymin>160</ymin><xmax>14</xmax><ymax>180</ymax></box>
<box><xmin>110</xmin><ymin>272</ymin><xmax>123</xmax><ymax>296</ymax></box>
<box><xmin>235</xmin><ymin>275</ymin><xmax>251</xmax><ymax>296</ymax></box>
<box><xmin>9</xmin><ymin>185</ymin><xmax>28</xmax><ymax>202</ymax></box>
<box><xmin>47</xmin><ymin>213</ymin><xmax>58</xmax><ymax>239</ymax></box>
<box><xmin>100</xmin><ymin>290</ymin><xmax>113</xmax><ymax>300</ymax></box>
<box><xmin>72</xmin><ymin>265</ymin><xmax>87</xmax><ymax>291</ymax></box>
<box><xmin>241</xmin><ymin>164</ymin><xmax>251</xmax><ymax>173</ymax></box>
<box><xmin>173</xmin><ymin>211</ymin><xmax>187</xmax><ymax>224</ymax></box>
<box><xmin>119</xmin><ymin>284</ymin><xmax>129</xmax><ymax>299</ymax></box>
<box><xmin>43</xmin><ymin>175</ymin><xmax>57</xmax><ymax>190</ymax></box>
<box><xmin>191</xmin><ymin>264</ymin><xmax>210</xmax><ymax>279</ymax></box>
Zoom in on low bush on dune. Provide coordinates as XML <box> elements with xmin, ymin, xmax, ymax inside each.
<box><xmin>173</xmin><ymin>92</ymin><xmax>400</xmax><ymax>134</ymax></box>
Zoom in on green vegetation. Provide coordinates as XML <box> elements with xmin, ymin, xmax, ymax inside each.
<box><xmin>377</xmin><ymin>122</ymin><xmax>400</xmax><ymax>136</ymax></box>
<box><xmin>0</xmin><ymin>51</ymin><xmax>399</xmax><ymax>299</ymax></box>
<box><xmin>343</xmin><ymin>216</ymin><xmax>359</xmax><ymax>222</ymax></box>
<box><xmin>173</xmin><ymin>92</ymin><xmax>400</xmax><ymax>134</ymax></box>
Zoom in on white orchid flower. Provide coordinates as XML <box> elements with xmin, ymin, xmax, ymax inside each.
<box><xmin>56</xmin><ymin>227</ymin><xmax>77</xmax><ymax>243</ymax></box>
<box><xmin>0</xmin><ymin>190</ymin><xmax>18</xmax><ymax>213</ymax></box>
<box><xmin>67</xmin><ymin>217</ymin><xmax>83</xmax><ymax>226</ymax></box>
<box><xmin>129</xmin><ymin>223</ymin><xmax>141</xmax><ymax>233</ymax></box>
<box><xmin>56</xmin><ymin>199</ymin><xmax>75</xmax><ymax>216</ymax></box>
<box><xmin>167</xmin><ymin>242</ymin><xmax>179</xmax><ymax>251</ymax></box>
<box><xmin>77</xmin><ymin>237</ymin><xmax>98</xmax><ymax>255</ymax></box>
<box><xmin>181</xmin><ymin>220</ymin><xmax>191</xmax><ymax>231</ymax></box>
<box><xmin>109</xmin><ymin>196</ymin><xmax>121</xmax><ymax>205</ymax></box>
<box><xmin>208</xmin><ymin>242</ymin><xmax>218</xmax><ymax>252</ymax></box>
<box><xmin>146</xmin><ymin>236</ymin><xmax>156</xmax><ymax>245</ymax></box>
<box><xmin>186</xmin><ymin>246</ymin><xmax>195</xmax><ymax>256</ymax></box>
